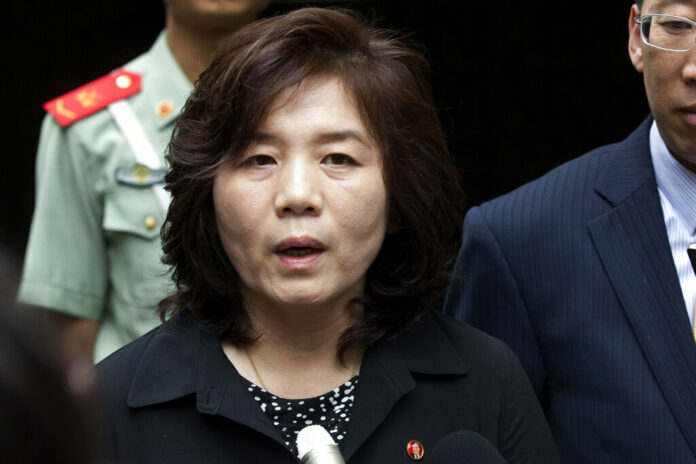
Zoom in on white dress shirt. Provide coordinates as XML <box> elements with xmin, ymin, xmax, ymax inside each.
<box><xmin>650</xmin><ymin>121</ymin><xmax>696</xmax><ymax>324</ymax></box>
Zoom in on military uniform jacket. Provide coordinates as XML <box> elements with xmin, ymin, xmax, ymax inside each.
<box><xmin>95</xmin><ymin>310</ymin><xmax>559</xmax><ymax>463</ymax></box>
<box><xmin>19</xmin><ymin>32</ymin><xmax>193</xmax><ymax>362</ymax></box>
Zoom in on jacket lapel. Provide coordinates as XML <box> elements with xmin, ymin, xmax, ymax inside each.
<box><xmin>196</xmin><ymin>332</ymin><xmax>287</xmax><ymax>447</ymax></box>
<box><xmin>341</xmin><ymin>311</ymin><xmax>469</xmax><ymax>461</ymax></box>
<box><xmin>340</xmin><ymin>337</ymin><xmax>416</xmax><ymax>461</ymax></box>
<box><xmin>588</xmin><ymin>118</ymin><xmax>696</xmax><ymax>455</ymax></box>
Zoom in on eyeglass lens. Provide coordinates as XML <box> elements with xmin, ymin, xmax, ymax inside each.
<box><xmin>642</xmin><ymin>15</ymin><xmax>696</xmax><ymax>51</ymax></box>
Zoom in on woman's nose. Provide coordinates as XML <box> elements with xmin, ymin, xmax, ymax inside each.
<box><xmin>274</xmin><ymin>158</ymin><xmax>323</xmax><ymax>216</ymax></box>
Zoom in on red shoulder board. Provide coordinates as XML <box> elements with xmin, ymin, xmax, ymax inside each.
<box><xmin>43</xmin><ymin>70</ymin><xmax>142</xmax><ymax>128</ymax></box>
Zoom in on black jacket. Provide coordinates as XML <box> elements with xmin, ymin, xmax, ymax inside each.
<box><xmin>96</xmin><ymin>310</ymin><xmax>558</xmax><ymax>463</ymax></box>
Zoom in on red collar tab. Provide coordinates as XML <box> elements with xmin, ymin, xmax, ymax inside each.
<box><xmin>43</xmin><ymin>70</ymin><xmax>142</xmax><ymax>128</ymax></box>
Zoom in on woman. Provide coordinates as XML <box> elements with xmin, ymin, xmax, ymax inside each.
<box><xmin>96</xmin><ymin>7</ymin><xmax>558</xmax><ymax>463</ymax></box>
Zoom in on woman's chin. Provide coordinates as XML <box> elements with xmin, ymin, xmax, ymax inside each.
<box><xmin>242</xmin><ymin>277</ymin><xmax>364</xmax><ymax>314</ymax></box>
<box><xmin>269</xmin><ymin>292</ymin><xmax>333</xmax><ymax>310</ymax></box>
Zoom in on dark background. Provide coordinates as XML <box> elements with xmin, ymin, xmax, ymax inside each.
<box><xmin>2</xmin><ymin>1</ymin><xmax>647</xmax><ymax>289</ymax></box>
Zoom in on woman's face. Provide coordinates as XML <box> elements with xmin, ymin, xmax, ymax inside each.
<box><xmin>212</xmin><ymin>77</ymin><xmax>388</xmax><ymax>312</ymax></box>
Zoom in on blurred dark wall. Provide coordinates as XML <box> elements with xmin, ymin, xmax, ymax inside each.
<box><xmin>2</xmin><ymin>1</ymin><xmax>647</xmax><ymax>280</ymax></box>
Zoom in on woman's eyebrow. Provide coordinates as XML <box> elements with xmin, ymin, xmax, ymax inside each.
<box><xmin>251</xmin><ymin>130</ymin><xmax>370</xmax><ymax>146</ymax></box>
<box><xmin>250</xmin><ymin>132</ymin><xmax>281</xmax><ymax>144</ymax></box>
<box><xmin>314</xmin><ymin>130</ymin><xmax>369</xmax><ymax>145</ymax></box>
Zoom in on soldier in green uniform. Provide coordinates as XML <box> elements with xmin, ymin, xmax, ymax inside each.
<box><xmin>19</xmin><ymin>0</ymin><xmax>271</xmax><ymax>364</ymax></box>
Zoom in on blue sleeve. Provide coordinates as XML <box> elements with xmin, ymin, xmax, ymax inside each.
<box><xmin>444</xmin><ymin>206</ymin><xmax>547</xmax><ymax>406</ymax></box>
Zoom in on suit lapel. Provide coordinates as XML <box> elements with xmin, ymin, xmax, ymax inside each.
<box><xmin>589</xmin><ymin>118</ymin><xmax>696</xmax><ymax>455</ymax></box>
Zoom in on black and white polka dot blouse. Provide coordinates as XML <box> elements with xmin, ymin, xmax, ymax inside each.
<box><xmin>245</xmin><ymin>376</ymin><xmax>359</xmax><ymax>458</ymax></box>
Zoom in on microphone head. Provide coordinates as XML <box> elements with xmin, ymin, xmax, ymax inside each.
<box><xmin>297</xmin><ymin>425</ymin><xmax>345</xmax><ymax>464</ymax></box>
<box><xmin>431</xmin><ymin>430</ymin><xmax>506</xmax><ymax>464</ymax></box>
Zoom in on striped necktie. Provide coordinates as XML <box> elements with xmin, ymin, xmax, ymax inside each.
<box><xmin>689</xmin><ymin>244</ymin><xmax>696</xmax><ymax>341</ymax></box>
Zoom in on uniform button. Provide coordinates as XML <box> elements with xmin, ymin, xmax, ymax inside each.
<box><xmin>144</xmin><ymin>216</ymin><xmax>157</xmax><ymax>231</ymax></box>
<box><xmin>156</xmin><ymin>100</ymin><xmax>173</xmax><ymax>118</ymax></box>
<box><xmin>115</xmin><ymin>74</ymin><xmax>133</xmax><ymax>89</ymax></box>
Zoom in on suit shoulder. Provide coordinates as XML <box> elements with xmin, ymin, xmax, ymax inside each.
<box><xmin>471</xmin><ymin>139</ymin><xmax>627</xmax><ymax>236</ymax></box>
<box><xmin>430</xmin><ymin>311</ymin><xmax>518</xmax><ymax>367</ymax></box>
<box><xmin>487</xmin><ymin>142</ymin><xmax>617</xmax><ymax>208</ymax></box>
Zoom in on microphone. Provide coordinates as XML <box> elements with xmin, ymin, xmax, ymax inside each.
<box><xmin>431</xmin><ymin>430</ymin><xmax>506</xmax><ymax>464</ymax></box>
<box><xmin>297</xmin><ymin>425</ymin><xmax>346</xmax><ymax>464</ymax></box>
<box><xmin>688</xmin><ymin>243</ymin><xmax>696</xmax><ymax>275</ymax></box>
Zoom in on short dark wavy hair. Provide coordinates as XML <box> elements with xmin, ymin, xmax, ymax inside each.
<box><xmin>159</xmin><ymin>7</ymin><xmax>463</xmax><ymax>359</ymax></box>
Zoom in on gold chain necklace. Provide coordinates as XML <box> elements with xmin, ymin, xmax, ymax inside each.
<box><xmin>245</xmin><ymin>349</ymin><xmax>360</xmax><ymax>392</ymax></box>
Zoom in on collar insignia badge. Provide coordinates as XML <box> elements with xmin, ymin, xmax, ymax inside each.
<box><xmin>156</xmin><ymin>100</ymin><xmax>173</xmax><ymax>119</ymax></box>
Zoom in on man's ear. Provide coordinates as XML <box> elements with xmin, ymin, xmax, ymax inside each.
<box><xmin>629</xmin><ymin>4</ymin><xmax>644</xmax><ymax>72</ymax></box>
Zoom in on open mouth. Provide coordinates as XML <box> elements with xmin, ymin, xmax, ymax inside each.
<box><xmin>274</xmin><ymin>237</ymin><xmax>325</xmax><ymax>269</ymax></box>
<box><xmin>280</xmin><ymin>247</ymin><xmax>321</xmax><ymax>257</ymax></box>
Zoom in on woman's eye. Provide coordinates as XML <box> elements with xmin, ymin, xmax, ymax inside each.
<box><xmin>242</xmin><ymin>155</ymin><xmax>275</xmax><ymax>167</ymax></box>
<box><xmin>323</xmin><ymin>153</ymin><xmax>355</xmax><ymax>166</ymax></box>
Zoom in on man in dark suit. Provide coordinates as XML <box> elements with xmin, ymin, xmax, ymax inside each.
<box><xmin>445</xmin><ymin>0</ymin><xmax>696</xmax><ymax>462</ymax></box>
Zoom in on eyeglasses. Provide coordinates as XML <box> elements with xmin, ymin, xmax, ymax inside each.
<box><xmin>635</xmin><ymin>14</ymin><xmax>696</xmax><ymax>52</ymax></box>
